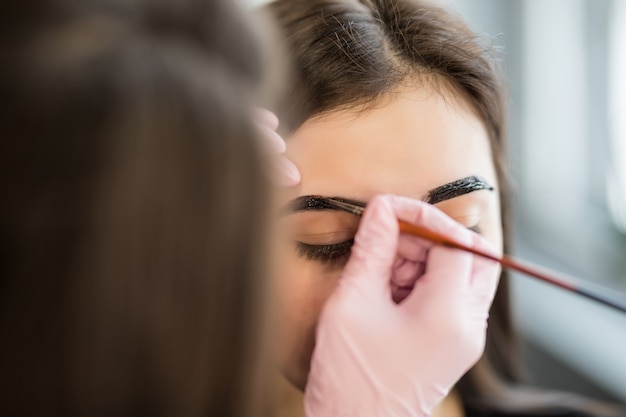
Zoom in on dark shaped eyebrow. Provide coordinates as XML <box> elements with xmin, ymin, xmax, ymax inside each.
<box><xmin>425</xmin><ymin>175</ymin><xmax>494</xmax><ymax>205</ymax></box>
<box><xmin>282</xmin><ymin>175</ymin><xmax>494</xmax><ymax>215</ymax></box>
<box><xmin>282</xmin><ymin>195</ymin><xmax>366</xmax><ymax>216</ymax></box>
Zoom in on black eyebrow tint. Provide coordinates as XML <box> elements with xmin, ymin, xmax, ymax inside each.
<box><xmin>425</xmin><ymin>175</ymin><xmax>494</xmax><ymax>205</ymax></box>
<box><xmin>283</xmin><ymin>175</ymin><xmax>494</xmax><ymax>214</ymax></box>
<box><xmin>284</xmin><ymin>196</ymin><xmax>366</xmax><ymax>215</ymax></box>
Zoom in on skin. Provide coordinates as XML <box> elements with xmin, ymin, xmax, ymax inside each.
<box><xmin>273</xmin><ymin>83</ymin><xmax>502</xmax><ymax>416</ymax></box>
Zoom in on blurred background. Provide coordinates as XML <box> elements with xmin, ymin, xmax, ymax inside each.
<box><xmin>247</xmin><ymin>0</ymin><xmax>626</xmax><ymax>405</ymax></box>
<box><xmin>442</xmin><ymin>0</ymin><xmax>626</xmax><ymax>404</ymax></box>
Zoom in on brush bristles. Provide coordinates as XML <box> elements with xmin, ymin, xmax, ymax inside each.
<box><xmin>324</xmin><ymin>198</ymin><xmax>365</xmax><ymax>216</ymax></box>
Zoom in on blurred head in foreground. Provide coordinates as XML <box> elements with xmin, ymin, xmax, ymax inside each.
<box><xmin>0</xmin><ymin>1</ymin><xmax>271</xmax><ymax>416</ymax></box>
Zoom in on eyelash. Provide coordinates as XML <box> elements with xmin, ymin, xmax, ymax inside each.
<box><xmin>296</xmin><ymin>239</ymin><xmax>354</xmax><ymax>266</ymax></box>
<box><xmin>296</xmin><ymin>226</ymin><xmax>481</xmax><ymax>265</ymax></box>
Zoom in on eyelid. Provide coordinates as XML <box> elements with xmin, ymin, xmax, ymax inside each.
<box><xmin>292</xmin><ymin>226</ymin><xmax>358</xmax><ymax>245</ymax></box>
<box><xmin>439</xmin><ymin>210</ymin><xmax>481</xmax><ymax>228</ymax></box>
<box><xmin>296</xmin><ymin>239</ymin><xmax>354</xmax><ymax>265</ymax></box>
<box><xmin>447</xmin><ymin>213</ymin><xmax>480</xmax><ymax>221</ymax></box>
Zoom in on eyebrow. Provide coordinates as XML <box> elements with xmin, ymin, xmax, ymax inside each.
<box><xmin>425</xmin><ymin>175</ymin><xmax>494</xmax><ymax>205</ymax></box>
<box><xmin>283</xmin><ymin>175</ymin><xmax>494</xmax><ymax>214</ymax></box>
<box><xmin>283</xmin><ymin>196</ymin><xmax>366</xmax><ymax>215</ymax></box>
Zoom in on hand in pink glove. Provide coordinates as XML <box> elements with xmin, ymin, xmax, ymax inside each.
<box><xmin>305</xmin><ymin>195</ymin><xmax>501</xmax><ymax>417</ymax></box>
<box><xmin>256</xmin><ymin>109</ymin><xmax>300</xmax><ymax>187</ymax></box>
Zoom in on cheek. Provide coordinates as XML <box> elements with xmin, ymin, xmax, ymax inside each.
<box><xmin>272</xmin><ymin>248</ymin><xmax>343</xmax><ymax>381</ymax></box>
<box><xmin>275</xmin><ymin>254</ymin><xmax>343</xmax><ymax>336</ymax></box>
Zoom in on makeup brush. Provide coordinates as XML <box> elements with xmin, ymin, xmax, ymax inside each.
<box><xmin>324</xmin><ymin>197</ymin><xmax>626</xmax><ymax>314</ymax></box>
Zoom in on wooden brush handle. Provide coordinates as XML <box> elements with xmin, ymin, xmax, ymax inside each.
<box><xmin>399</xmin><ymin>220</ymin><xmax>576</xmax><ymax>291</ymax></box>
<box><xmin>398</xmin><ymin>221</ymin><xmax>501</xmax><ymax>262</ymax></box>
<box><xmin>325</xmin><ymin>197</ymin><xmax>626</xmax><ymax>313</ymax></box>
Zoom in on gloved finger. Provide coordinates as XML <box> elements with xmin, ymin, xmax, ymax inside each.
<box><xmin>385</xmin><ymin>199</ymin><xmax>477</xmax><ymax>311</ymax></box>
<box><xmin>392</xmin><ymin>258</ymin><xmax>426</xmax><ymax>287</ymax></box>
<box><xmin>390</xmin><ymin>258</ymin><xmax>426</xmax><ymax>304</ymax></box>
<box><xmin>422</xmin><ymin>244</ymin><xmax>473</xmax><ymax>287</ymax></box>
<box><xmin>389</xmin><ymin>219</ymin><xmax>430</xmax><ymax>296</ymax></box>
<box><xmin>256</xmin><ymin>108</ymin><xmax>279</xmax><ymax>130</ymax></box>
<box><xmin>258</xmin><ymin>123</ymin><xmax>286</xmax><ymax>153</ymax></box>
<box><xmin>254</xmin><ymin>108</ymin><xmax>301</xmax><ymax>187</ymax></box>
<box><xmin>341</xmin><ymin>195</ymin><xmax>398</xmax><ymax>297</ymax></box>
<box><xmin>386</xmin><ymin>195</ymin><xmax>475</xmax><ymax>241</ymax></box>
<box><xmin>383</xmin><ymin>195</ymin><xmax>475</xmax><ymax>287</ymax></box>
<box><xmin>467</xmin><ymin>232</ymin><xmax>501</xmax><ymax>301</ymax></box>
<box><xmin>396</xmin><ymin>233</ymin><xmax>431</xmax><ymax>261</ymax></box>
<box><xmin>272</xmin><ymin>155</ymin><xmax>301</xmax><ymax>187</ymax></box>
<box><xmin>398</xmin><ymin>244</ymin><xmax>472</xmax><ymax>318</ymax></box>
<box><xmin>380</xmin><ymin>195</ymin><xmax>475</xmax><ymax>307</ymax></box>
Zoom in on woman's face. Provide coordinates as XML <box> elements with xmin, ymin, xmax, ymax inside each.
<box><xmin>273</xmin><ymin>85</ymin><xmax>502</xmax><ymax>389</ymax></box>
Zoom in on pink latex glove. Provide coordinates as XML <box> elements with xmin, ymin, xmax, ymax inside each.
<box><xmin>304</xmin><ymin>195</ymin><xmax>501</xmax><ymax>417</ymax></box>
<box><xmin>256</xmin><ymin>109</ymin><xmax>300</xmax><ymax>187</ymax></box>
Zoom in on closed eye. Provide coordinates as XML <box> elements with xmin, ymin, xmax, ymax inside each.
<box><xmin>295</xmin><ymin>225</ymin><xmax>480</xmax><ymax>267</ymax></box>
<box><xmin>295</xmin><ymin>239</ymin><xmax>354</xmax><ymax>267</ymax></box>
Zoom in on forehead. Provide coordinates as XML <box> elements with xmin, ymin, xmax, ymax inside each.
<box><xmin>284</xmin><ymin>87</ymin><xmax>496</xmax><ymax>200</ymax></box>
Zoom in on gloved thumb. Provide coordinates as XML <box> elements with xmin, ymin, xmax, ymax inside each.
<box><xmin>341</xmin><ymin>195</ymin><xmax>399</xmax><ymax>297</ymax></box>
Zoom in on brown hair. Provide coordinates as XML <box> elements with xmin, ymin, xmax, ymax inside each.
<box><xmin>0</xmin><ymin>0</ymin><xmax>271</xmax><ymax>416</ymax></box>
<box><xmin>266</xmin><ymin>0</ymin><xmax>623</xmax><ymax>415</ymax></box>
